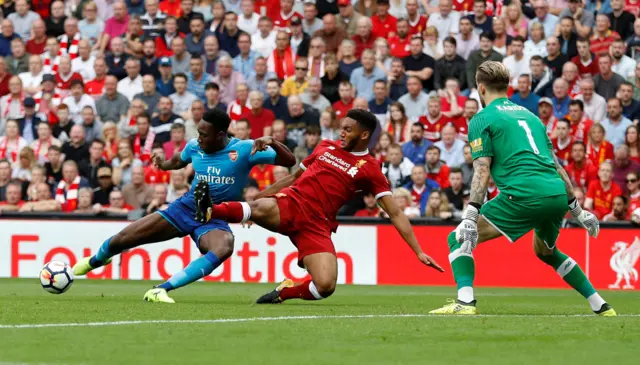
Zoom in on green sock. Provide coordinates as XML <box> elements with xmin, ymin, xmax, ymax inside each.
<box><xmin>536</xmin><ymin>249</ymin><xmax>596</xmax><ymax>299</ymax></box>
<box><xmin>448</xmin><ymin>232</ymin><xmax>475</xmax><ymax>302</ymax></box>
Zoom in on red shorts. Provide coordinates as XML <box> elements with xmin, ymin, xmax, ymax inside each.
<box><xmin>273</xmin><ymin>189</ymin><xmax>336</xmax><ymax>267</ymax></box>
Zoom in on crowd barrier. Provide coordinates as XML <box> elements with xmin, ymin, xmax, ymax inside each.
<box><xmin>0</xmin><ymin>216</ymin><xmax>638</xmax><ymax>290</ymax></box>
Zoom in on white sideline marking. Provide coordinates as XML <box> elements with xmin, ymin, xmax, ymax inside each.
<box><xmin>1</xmin><ymin>313</ymin><xmax>639</xmax><ymax>329</ymax></box>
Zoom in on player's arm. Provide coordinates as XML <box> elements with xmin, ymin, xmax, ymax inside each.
<box><xmin>469</xmin><ymin>157</ymin><xmax>492</xmax><ymax>205</ymax></box>
<box><xmin>255</xmin><ymin>167</ymin><xmax>304</xmax><ymax>200</ymax></box>
<box><xmin>252</xmin><ymin>136</ymin><xmax>296</xmax><ymax>167</ymax></box>
<box><xmin>153</xmin><ymin>150</ymin><xmax>188</xmax><ymax>171</ymax></box>
<box><xmin>378</xmin><ymin>194</ymin><xmax>444</xmax><ymax>272</ymax></box>
<box><xmin>551</xmin><ymin>148</ymin><xmax>599</xmax><ymax>237</ymax></box>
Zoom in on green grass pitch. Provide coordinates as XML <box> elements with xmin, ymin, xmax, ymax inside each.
<box><xmin>0</xmin><ymin>278</ymin><xmax>639</xmax><ymax>365</ymax></box>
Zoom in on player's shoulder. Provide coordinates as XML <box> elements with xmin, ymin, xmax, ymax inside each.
<box><xmin>316</xmin><ymin>139</ymin><xmax>338</xmax><ymax>151</ymax></box>
<box><xmin>182</xmin><ymin>138</ymin><xmax>200</xmax><ymax>153</ymax></box>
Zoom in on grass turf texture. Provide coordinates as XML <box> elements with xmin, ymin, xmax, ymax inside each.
<box><xmin>0</xmin><ymin>279</ymin><xmax>639</xmax><ymax>365</ymax></box>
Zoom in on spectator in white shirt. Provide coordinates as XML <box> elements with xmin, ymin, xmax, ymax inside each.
<box><xmin>434</xmin><ymin>124</ymin><xmax>466</xmax><ymax>168</ymax></box>
<box><xmin>62</xmin><ymin>79</ymin><xmax>97</xmax><ymax>124</ymax></box>
<box><xmin>7</xmin><ymin>0</ymin><xmax>41</xmax><ymax>41</ymax></box>
<box><xmin>19</xmin><ymin>55</ymin><xmax>45</xmax><ymax>96</ymax></box>
<box><xmin>426</xmin><ymin>0</ymin><xmax>460</xmax><ymax>42</ymax></box>
<box><xmin>575</xmin><ymin>78</ymin><xmax>607</xmax><ymax>122</ymax></box>
<box><xmin>381</xmin><ymin>144</ymin><xmax>415</xmax><ymax>189</ymax></box>
<box><xmin>503</xmin><ymin>36</ymin><xmax>531</xmax><ymax>88</ymax></box>
<box><xmin>611</xmin><ymin>38</ymin><xmax>637</xmax><ymax>79</ymax></box>
<box><xmin>170</xmin><ymin>73</ymin><xmax>198</xmax><ymax>118</ymax></box>
<box><xmin>117</xmin><ymin>59</ymin><xmax>144</xmax><ymax>102</ymax></box>
<box><xmin>251</xmin><ymin>16</ymin><xmax>277</xmax><ymax>58</ymax></box>
<box><xmin>238</xmin><ymin>0</ymin><xmax>260</xmax><ymax>34</ymax></box>
<box><xmin>71</xmin><ymin>40</ymin><xmax>96</xmax><ymax>81</ymax></box>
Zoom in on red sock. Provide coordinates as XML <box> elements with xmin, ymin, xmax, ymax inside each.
<box><xmin>210</xmin><ymin>202</ymin><xmax>246</xmax><ymax>223</ymax></box>
<box><xmin>279</xmin><ymin>280</ymin><xmax>322</xmax><ymax>301</ymax></box>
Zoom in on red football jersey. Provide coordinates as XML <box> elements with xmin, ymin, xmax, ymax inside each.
<box><xmin>388</xmin><ymin>35</ymin><xmax>411</xmax><ymax>58</ymax></box>
<box><xmin>292</xmin><ymin>140</ymin><xmax>391</xmax><ymax>222</ymax></box>
<box><xmin>590</xmin><ymin>31</ymin><xmax>621</xmax><ymax>56</ymax></box>
<box><xmin>273</xmin><ymin>10</ymin><xmax>302</xmax><ymax>31</ymax></box>
<box><xmin>452</xmin><ymin>0</ymin><xmax>474</xmax><ymax>13</ymax></box>
<box><xmin>254</xmin><ymin>0</ymin><xmax>279</xmax><ymax>17</ymax></box>
<box><xmin>487</xmin><ymin>185</ymin><xmax>499</xmax><ymax>201</ymax></box>
<box><xmin>85</xmin><ymin>77</ymin><xmax>105</xmax><ymax>98</ymax></box>
<box><xmin>371</xmin><ymin>14</ymin><xmax>397</xmax><ymax>39</ymax></box>
<box><xmin>250</xmin><ymin>164</ymin><xmax>275</xmax><ymax>191</ymax></box>
<box><xmin>586</xmin><ymin>141</ymin><xmax>615</xmax><ymax>168</ymax></box>
<box><xmin>569</xmin><ymin>118</ymin><xmax>593</xmax><ymax>142</ymax></box>
<box><xmin>441</xmin><ymin>95</ymin><xmax>468</xmax><ymax>113</ymax></box>
<box><xmin>565</xmin><ymin>161</ymin><xmax>599</xmax><ymax>191</ymax></box>
<box><xmin>144</xmin><ymin>165</ymin><xmax>171</xmax><ymax>184</ymax></box>
<box><xmin>628</xmin><ymin>192</ymin><xmax>640</xmax><ymax>218</ymax></box>
<box><xmin>332</xmin><ymin>99</ymin><xmax>354</xmax><ymax>121</ymax></box>
<box><xmin>407</xmin><ymin>15</ymin><xmax>428</xmax><ymax>36</ymax></box>
<box><xmin>552</xmin><ymin>138</ymin><xmax>573</xmax><ymax>166</ymax></box>
<box><xmin>586</xmin><ymin>180</ymin><xmax>623</xmax><ymax>219</ymax></box>
<box><xmin>427</xmin><ymin>164</ymin><xmax>450</xmax><ymax>189</ymax></box>
<box><xmin>410</xmin><ymin>185</ymin><xmax>427</xmax><ymax>207</ymax></box>
<box><xmin>571</xmin><ymin>55</ymin><xmax>600</xmax><ymax>79</ymax></box>
<box><xmin>418</xmin><ymin>114</ymin><xmax>452</xmax><ymax>142</ymax></box>
<box><xmin>452</xmin><ymin>116</ymin><xmax>470</xmax><ymax>141</ymax></box>
<box><xmin>55</xmin><ymin>72</ymin><xmax>83</xmax><ymax>90</ymax></box>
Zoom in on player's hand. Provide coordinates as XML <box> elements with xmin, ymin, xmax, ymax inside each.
<box><xmin>252</xmin><ymin>136</ymin><xmax>274</xmax><ymax>155</ymax></box>
<box><xmin>152</xmin><ymin>152</ymin><xmax>165</xmax><ymax>169</ymax></box>
<box><xmin>417</xmin><ymin>252</ymin><xmax>445</xmax><ymax>272</ymax></box>
<box><xmin>569</xmin><ymin>198</ymin><xmax>599</xmax><ymax>237</ymax></box>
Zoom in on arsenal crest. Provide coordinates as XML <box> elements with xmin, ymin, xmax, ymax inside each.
<box><xmin>229</xmin><ymin>151</ymin><xmax>238</xmax><ymax>162</ymax></box>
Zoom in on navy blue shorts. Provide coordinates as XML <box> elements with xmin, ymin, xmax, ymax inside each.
<box><xmin>157</xmin><ymin>194</ymin><xmax>232</xmax><ymax>246</ymax></box>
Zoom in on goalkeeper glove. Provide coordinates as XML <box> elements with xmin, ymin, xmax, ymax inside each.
<box><xmin>569</xmin><ymin>197</ymin><xmax>599</xmax><ymax>238</ymax></box>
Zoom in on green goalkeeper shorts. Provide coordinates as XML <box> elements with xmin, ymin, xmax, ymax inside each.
<box><xmin>480</xmin><ymin>194</ymin><xmax>568</xmax><ymax>248</ymax></box>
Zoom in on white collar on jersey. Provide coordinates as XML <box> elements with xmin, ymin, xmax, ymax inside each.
<box><xmin>351</xmin><ymin>149</ymin><xmax>370</xmax><ymax>156</ymax></box>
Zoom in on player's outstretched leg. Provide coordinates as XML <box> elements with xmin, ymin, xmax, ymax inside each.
<box><xmin>73</xmin><ymin>213</ymin><xmax>182</xmax><ymax>276</ymax></box>
<box><xmin>256</xmin><ymin>252</ymin><xmax>337</xmax><ymax>304</ymax></box>
<box><xmin>144</xmin><ymin>230</ymin><xmax>234</xmax><ymax>303</ymax></box>
<box><xmin>430</xmin><ymin>217</ymin><xmax>501</xmax><ymax>315</ymax></box>
<box><xmin>533</xmin><ymin>236</ymin><xmax>616</xmax><ymax>316</ymax></box>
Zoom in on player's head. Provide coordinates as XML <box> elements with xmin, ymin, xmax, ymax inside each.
<box><xmin>199</xmin><ymin>108</ymin><xmax>231</xmax><ymax>153</ymax></box>
<box><xmin>339</xmin><ymin>109</ymin><xmax>378</xmax><ymax>152</ymax></box>
<box><xmin>475</xmin><ymin>61</ymin><xmax>510</xmax><ymax>107</ymax></box>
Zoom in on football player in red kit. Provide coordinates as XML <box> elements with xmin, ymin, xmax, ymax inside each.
<box><xmin>194</xmin><ymin>109</ymin><xmax>444</xmax><ymax>303</ymax></box>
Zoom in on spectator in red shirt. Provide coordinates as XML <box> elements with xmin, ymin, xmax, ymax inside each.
<box><xmin>552</xmin><ymin>119</ymin><xmax>574</xmax><ymax>166</ymax></box>
<box><xmin>589</xmin><ymin>14</ymin><xmax>620</xmax><ymax>56</ymax></box>
<box><xmin>144</xmin><ymin>147</ymin><xmax>171</xmax><ymax>184</ymax></box>
<box><xmin>452</xmin><ymin>98</ymin><xmax>478</xmax><ymax>141</ymax></box>
<box><xmin>55</xmin><ymin>56</ymin><xmax>83</xmax><ymax>94</ymax></box>
<box><xmin>94</xmin><ymin>189</ymin><xmax>135</xmax><ymax>214</ymax></box>
<box><xmin>572</xmin><ymin>38</ymin><xmax>599</xmax><ymax>79</ymax></box>
<box><xmin>352</xmin><ymin>17</ymin><xmax>375</xmax><ymax>59</ymax></box>
<box><xmin>626</xmin><ymin>125</ymin><xmax>640</xmax><ymax>164</ymax></box>
<box><xmin>354</xmin><ymin>192</ymin><xmax>382</xmax><ymax>217</ymax></box>
<box><xmin>160</xmin><ymin>0</ymin><xmax>182</xmax><ymax>17</ymax></box>
<box><xmin>388</xmin><ymin>18</ymin><xmax>412</xmax><ymax>58</ymax></box>
<box><xmin>566</xmin><ymin>141</ymin><xmax>599</xmax><ymax>191</ymax></box>
<box><xmin>440</xmin><ymin>78</ymin><xmax>466</xmax><ymax>118</ymax></box>
<box><xmin>26</xmin><ymin>19</ymin><xmax>47</xmax><ymax>56</ymax></box>
<box><xmin>332</xmin><ymin>80</ymin><xmax>355</xmax><ymax>121</ymax></box>
<box><xmin>425</xmin><ymin>145</ymin><xmax>451</xmax><ymax>189</ymax></box>
<box><xmin>586</xmin><ymin>161</ymin><xmax>623</xmax><ymax>219</ymax></box>
<box><xmin>163</xmin><ymin>123</ymin><xmax>187</xmax><ymax>159</ymax></box>
<box><xmin>602</xmin><ymin>195</ymin><xmax>628</xmax><ymax>222</ymax></box>
<box><xmin>567</xmin><ymin>99</ymin><xmax>593</xmax><ymax>142</ymax></box>
<box><xmin>419</xmin><ymin>96</ymin><xmax>452</xmax><ymax>142</ymax></box>
<box><xmin>586</xmin><ymin>123</ymin><xmax>615</xmax><ymax>168</ymax></box>
<box><xmin>371</xmin><ymin>0</ymin><xmax>397</xmax><ymax>39</ymax></box>
<box><xmin>626</xmin><ymin>171</ymin><xmax>640</xmax><ymax>216</ymax></box>
<box><xmin>273</xmin><ymin>0</ymin><xmax>302</xmax><ymax>31</ymax></box>
<box><xmin>241</xmin><ymin>90</ymin><xmax>275</xmax><ymax>139</ymax></box>
<box><xmin>613</xmin><ymin>145</ymin><xmax>640</xmax><ymax>193</ymax></box>
<box><xmin>406</xmin><ymin>0</ymin><xmax>428</xmax><ymax>36</ymax></box>
<box><xmin>85</xmin><ymin>58</ymin><xmax>108</xmax><ymax>99</ymax></box>
<box><xmin>249</xmin><ymin>164</ymin><xmax>275</xmax><ymax>190</ymax></box>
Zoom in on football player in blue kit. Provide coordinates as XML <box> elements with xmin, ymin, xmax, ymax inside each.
<box><xmin>73</xmin><ymin>109</ymin><xmax>296</xmax><ymax>303</ymax></box>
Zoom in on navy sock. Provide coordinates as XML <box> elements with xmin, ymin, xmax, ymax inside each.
<box><xmin>89</xmin><ymin>236</ymin><xmax>120</xmax><ymax>267</ymax></box>
<box><xmin>157</xmin><ymin>252</ymin><xmax>222</xmax><ymax>292</ymax></box>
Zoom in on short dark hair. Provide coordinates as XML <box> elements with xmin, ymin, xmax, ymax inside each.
<box><xmin>236</xmin><ymin>119</ymin><xmax>251</xmax><ymax>128</ymax></box>
<box><xmin>427</xmin><ymin>145</ymin><xmax>441</xmax><ymax>153</ymax></box>
<box><xmin>48</xmin><ymin>145</ymin><xmax>62</xmax><ymax>153</ymax></box>
<box><xmin>569</xmin><ymin>99</ymin><xmax>584</xmax><ymax>110</ymax></box>
<box><xmin>346</xmin><ymin>109</ymin><xmax>378</xmax><ymax>133</ymax></box>
<box><xmin>171</xmin><ymin>123</ymin><xmax>186</xmax><ymax>132</ymax></box>
<box><xmin>91</xmin><ymin>139</ymin><xmax>105</xmax><ymax>148</ymax></box>
<box><xmin>305</xmin><ymin>125</ymin><xmax>321</xmax><ymax>135</ymax></box>
<box><xmin>202</xmin><ymin>108</ymin><xmax>231</xmax><ymax>132</ymax></box>
<box><xmin>530</xmin><ymin>55</ymin><xmax>544</xmax><ymax>63</ymax></box>
<box><xmin>620</xmin><ymin>81</ymin><xmax>634</xmax><ymax>90</ymax></box>
<box><xmin>411</xmin><ymin>122</ymin><xmax>424</xmax><ymax>130</ymax></box>
<box><xmin>560</xmin><ymin>16</ymin><xmax>574</xmax><ymax>23</ymax></box>
<box><xmin>0</xmin><ymin>158</ymin><xmax>10</xmax><ymax>167</ymax></box>
<box><xmin>137</xmin><ymin>112</ymin><xmax>151</xmax><ymax>122</ymax></box>
<box><xmin>443</xmin><ymin>36</ymin><xmax>457</xmax><ymax>47</ymax></box>
<box><xmin>513</xmin><ymin>36</ymin><xmax>526</xmax><ymax>44</ymax></box>
<box><xmin>479</xmin><ymin>31</ymin><xmax>495</xmax><ymax>42</ymax></box>
<box><xmin>557</xmin><ymin>118</ymin><xmax>571</xmax><ymax>128</ymax></box>
<box><xmin>70</xmin><ymin>79</ymin><xmax>84</xmax><ymax>88</ymax></box>
<box><xmin>573</xmin><ymin>141</ymin><xmax>586</xmax><ymax>150</ymax></box>
<box><xmin>205</xmin><ymin>82</ymin><xmax>220</xmax><ymax>91</ymax></box>
<box><xmin>173</xmin><ymin>73</ymin><xmax>188</xmax><ymax>82</ymax></box>
<box><xmin>449</xmin><ymin>167</ymin><xmax>463</xmax><ymax>176</ymax></box>
<box><xmin>576</xmin><ymin>37</ymin><xmax>590</xmax><ymax>45</ymax></box>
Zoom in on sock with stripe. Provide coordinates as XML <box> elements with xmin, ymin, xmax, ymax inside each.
<box><xmin>279</xmin><ymin>280</ymin><xmax>324</xmax><ymax>301</ymax></box>
<box><xmin>209</xmin><ymin>202</ymin><xmax>251</xmax><ymax>223</ymax></box>
<box><xmin>536</xmin><ymin>248</ymin><xmax>605</xmax><ymax>311</ymax></box>
<box><xmin>157</xmin><ymin>252</ymin><xmax>222</xmax><ymax>292</ymax></box>
<box><xmin>448</xmin><ymin>231</ymin><xmax>475</xmax><ymax>304</ymax></box>
<box><xmin>89</xmin><ymin>236</ymin><xmax>121</xmax><ymax>268</ymax></box>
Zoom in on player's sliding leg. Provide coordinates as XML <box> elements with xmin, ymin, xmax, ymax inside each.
<box><xmin>73</xmin><ymin>214</ymin><xmax>182</xmax><ymax>276</ymax></box>
<box><xmin>256</xmin><ymin>252</ymin><xmax>337</xmax><ymax>304</ymax></box>
<box><xmin>430</xmin><ymin>216</ymin><xmax>501</xmax><ymax>315</ymax></box>
<box><xmin>145</xmin><ymin>230</ymin><xmax>234</xmax><ymax>303</ymax></box>
<box><xmin>533</xmin><ymin>235</ymin><xmax>616</xmax><ymax>316</ymax></box>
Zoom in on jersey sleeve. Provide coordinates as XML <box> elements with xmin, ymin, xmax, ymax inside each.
<box><xmin>180</xmin><ymin>139</ymin><xmax>199</xmax><ymax>164</ymax></box>
<box><xmin>467</xmin><ymin>114</ymin><xmax>493</xmax><ymax>160</ymax></box>
<box><xmin>363</xmin><ymin>166</ymin><xmax>392</xmax><ymax>200</ymax></box>
<box><xmin>248</xmin><ymin>145</ymin><xmax>277</xmax><ymax>166</ymax></box>
<box><xmin>586</xmin><ymin>181</ymin><xmax>597</xmax><ymax>199</ymax></box>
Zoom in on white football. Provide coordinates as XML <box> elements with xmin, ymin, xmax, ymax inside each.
<box><xmin>40</xmin><ymin>261</ymin><xmax>74</xmax><ymax>294</ymax></box>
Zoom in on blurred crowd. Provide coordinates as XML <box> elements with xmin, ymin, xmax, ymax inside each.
<box><xmin>0</xmin><ymin>0</ymin><xmax>638</xmax><ymax>223</ymax></box>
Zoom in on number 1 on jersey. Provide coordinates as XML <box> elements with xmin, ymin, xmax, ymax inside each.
<box><xmin>518</xmin><ymin>120</ymin><xmax>540</xmax><ymax>155</ymax></box>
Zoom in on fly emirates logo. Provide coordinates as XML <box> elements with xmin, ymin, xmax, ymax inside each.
<box><xmin>195</xmin><ymin>166</ymin><xmax>236</xmax><ymax>184</ymax></box>
<box><xmin>318</xmin><ymin>151</ymin><xmax>360</xmax><ymax>177</ymax></box>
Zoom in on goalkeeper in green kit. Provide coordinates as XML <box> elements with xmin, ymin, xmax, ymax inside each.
<box><xmin>429</xmin><ymin>61</ymin><xmax>616</xmax><ymax>316</ymax></box>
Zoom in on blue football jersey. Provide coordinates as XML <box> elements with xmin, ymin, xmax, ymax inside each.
<box><xmin>180</xmin><ymin>138</ymin><xmax>276</xmax><ymax>203</ymax></box>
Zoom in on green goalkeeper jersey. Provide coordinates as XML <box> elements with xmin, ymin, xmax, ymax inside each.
<box><xmin>468</xmin><ymin>97</ymin><xmax>566</xmax><ymax>199</ymax></box>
